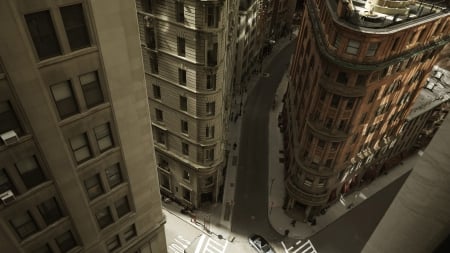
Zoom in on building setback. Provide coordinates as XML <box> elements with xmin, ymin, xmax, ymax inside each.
<box><xmin>0</xmin><ymin>0</ymin><xmax>167</xmax><ymax>252</ymax></box>
<box><xmin>281</xmin><ymin>0</ymin><xmax>450</xmax><ymax>220</ymax></box>
<box><xmin>135</xmin><ymin>0</ymin><xmax>239</xmax><ymax>208</ymax></box>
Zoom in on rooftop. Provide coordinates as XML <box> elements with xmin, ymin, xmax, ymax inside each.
<box><xmin>408</xmin><ymin>65</ymin><xmax>450</xmax><ymax>119</ymax></box>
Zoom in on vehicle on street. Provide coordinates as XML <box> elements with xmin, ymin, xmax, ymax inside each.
<box><xmin>248</xmin><ymin>234</ymin><xmax>275</xmax><ymax>253</ymax></box>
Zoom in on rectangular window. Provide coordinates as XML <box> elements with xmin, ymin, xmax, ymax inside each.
<box><xmin>143</xmin><ymin>0</ymin><xmax>153</xmax><ymax>13</ymax></box>
<box><xmin>115</xmin><ymin>196</ymin><xmax>131</xmax><ymax>218</ymax></box>
<box><xmin>336</xmin><ymin>72</ymin><xmax>348</xmax><ymax>84</ymax></box>
<box><xmin>50</xmin><ymin>81</ymin><xmax>79</xmax><ymax>119</ymax></box>
<box><xmin>206</xmin><ymin>102</ymin><xmax>215</xmax><ymax>115</ymax></box>
<box><xmin>356</xmin><ymin>74</ymin><xmax>368</xmax><ymax>86</ymax></box>
<box><xmin>303</xmin><ymin>177</ymin><xmax>313</xmax><ymax>187</ymax></box>
<box><xmin>346</xmin><ymin>40</ymin><xmax>360</xmax><ymax>55</ymax></box>
<box><xmin>56</xmin><ymin>231</ymin><xmax>77</xmax><ymax>253</ymax></box>
<box><xmin>205</xmin><ymin>148</ymin><xmax>214</xmax><ymax>161</ymax></box>
<box><xmin>318</xmin><ymin>178</ymin><xmax>327</xmax><ymax>188</ymax></box>
<box><xmin>60</xmin><ymin>4</ymin><xmax>90</xmax><ymax>51</ymax></box>
<box><xmin>177</xmin><ymin>37</ymin><xmax>185</xmax><ymax>56</ymax></box>
<box><xmin>25</xmin><ymin>10</ymin><xmax>61</xmax><ymax>60</ymax></box>
<box><xmin>96</xmin><ymin>207</ymin><xmax>113</xmax><ymax>229</ymax></box>
<box><xmin>368</xmin><ymin>89</ymin><xmax>379</xmax><ymax>103</ymax></box>
<box><xmin>9</xmin><ymin>211</ymin><xmax>38</xmax><ymax>239</ymax></box>
<box><xmin>182</xmin><ymin>187</ymin><xmax>191</xmax><ymax>201</ymax></box>
<box><xmin>182</xmin><ymin>143</ymin><xmax>189</xmax><ymax>155</ymax></box>
<box><xmin>106</xmin><ymin>235</ymin><xmax>121</xmax><ymax>253</ymax></box>
<box><xmin>0</xmin><ymin>168</ymin><xmax>17</xmax><ymax>194</ymax></box>
<box><xmin>346</xmin><ymin>98</ymin><xmax>355</xmax><ymax>110</ymax></box>
<box><xmin>124</xmin><ymin>224</ymin><xmax>137</xmax><ymax>241</ymax></box>
<box><xmin>153</xmin><ymin>85</ymin><xmax>161</xmax><ymax>99</ymax></box>
<box><xmin>80</xmin><ymin>72</ymin><xmax>103</xmax><ymax>108</ymax></box>
<box><xmin>206</xmin><ymin>125</ymin><xmax>215</xmax><ymax>138</ymax></box>
<box><xmin>176</xmin><ymin>2</ymin><xmax>184</xmax><ymax>22</ymax></box>
<box><xmin>206</xmin><ymin>6</ymin><xmax>218</xmax><ymax>27</ymax></box>
<box><xmin>15</xmin><ymin>156</ymin><xmax>46</xmax><ymax>189</ymax></box>
<box><xmin>94</xmin><ymin>123</ymin><xmax>114</xmax><ymax>152</ymax></box>
<box><xmin>333</xmin><ymin>34</ymin><xmax>341</xmax><ymax>49</ymax></box>
<box><xmin>160</xmin><ymin>173</ymin><xmax>170</xmax><ymax>189</ymax></box>
<box><xmin>179</xmin><ymin>68</ymin><xmax>187</xmax><ymax>85</ymax></box>
<box><xmin>330</xmin><ymin>95</ymin><xmax>340</xmax><ymax>108</ymax></box>
<box><xmin>206</xmin><ymin>74</ymin><xmax>216</xmax><ymax>90</ymax></box>
<box><xmin>207</xmin><ymin>42</ymin><xmax>218</xmax><ymax>66</ymax></box>
<box><xmin>150</xmin><ymin>52</ymin><xmax>158</xmax><ymax>74</ymax></box>
<box><xmin>155</xmin><ymin>108</ymin><xmax>163</xmax><ymax>121</ymax></box>
<box><xmin>181</xmin><ymin>120</ymin><xmax>188</xmax><ymax>134</ymax></box>
<box><xmin>180</xmin><ymin>96</ymin><xmax>187</xmax><ymax>111</ymax></box>
<box><xmin>155</xmin><ymin>128</ymin><xmax>166</xmax><ymax>145</ymax></box>
<box><xmin>0</xmin><ymin>101</ymin><xmax>22</xmax><ymax>135</ymax></box>
<box><xmin>84</xmin><ymin>174</ymin><xmax>104</xmax><ymax>200</ymax></box>
<box><xmin>145</xmin><ymin>27</ymin><xmax>156</xmax><ymax>49</ymax></box>
<box><xmin>105</xmin><ymin>163</ymin><xmax>122</xmax><ymax>189</ymax></box>
<box><xmin>69</xmin><ymin>133</ymin><xmax>91</xmax><ymax>163</ymax></box>
<box><xmin>38</xmin><ymin>198</ymin><xmax>62</xmax><ymax>225</ymax></box>
<box><xmin>366</xmin><ymin>42</ymin><xmax>379</xmax><ymax>57</ymax></box>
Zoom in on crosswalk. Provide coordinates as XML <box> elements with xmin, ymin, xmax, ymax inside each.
<box><xmin>281</xmin><ymin>239</ymin><xmax>318</xmax><ymax>253</ymax></box>
<box><xmin>169</xmin><ymin>235</ymin><xmax>192</xmax><ymax>253</ymax></box>
<box><xmin>194</xmin><ymin>234</ymin><xmax>228</xmax><ymax>253</ymax></box>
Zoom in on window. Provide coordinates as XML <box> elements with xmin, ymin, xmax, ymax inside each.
<box><xmin>96</xmin><ymin>207</ymin><xmax>113</xmax><ymax>229</ymax></box>
<box><xmin>124</xmin><ymin>224</ymin><xmax>137</xmax><ymax>241</ymax></box>
<box><xmin>0</xmin><ymin>101</ymin><xmax>22</xmax><ymax>135</ymax></box>
<box><xmin>205</xmin><ymin>148</ymin><xmax>214</xmax><ymax>161</ymax></box>
<box><xmin>177</xmin><ymin>37</ymin><xmax>185</xmax><ymax>56</ymax></box>
<box><xmin>366</xmin><ymin>42</ymin><xmax>379</xmax><ymax>57</ymax></box>
<box><xmin>153</xmin><ymin>85</ymin><xmax>161</xmax><ymax>99</ymax></box>
<box><xmin>206</xmin><ymin>74</ymin><xmax>216</xmax><ymax>90</ymax></box>
<box><xmin>182</xmin><ymin>187</ymin><xmax>191</xmax><ymax>201</ymax></box>
<box><xmin>56</xmin><ymin>231</ymin><xmax>77</xmax><ymax>253</ymax></box>
<box><xmin>360</xmin><ymin>112</ymin><xmax>367</xmax><ymax>124</ymax></box>
<box><xmin>38</xmin><ymin>198</ymin><xmax>62</xmax><ymax>225</ymax></box>
<box><xmin>106</xmin><ymin>164</ymin><xmax>122</xmax><ymax>189</ymax></box>
<box><xmin>336</xmin><ymin>72</ymin><xmax>348</xmax><ymax>84</ymax></box>
<box><xmin>181</xmin><ymin>120</ymin><xmax>188</xmax><ymax>134</ymax></box>
<box><xmin>180</xmin><ymin>96</ymin><xmax>187</xmax><ymax>111</ymax></box>
<box><xmin>303</xmin><ymin>177</ymin><xmax>313</xmax><ymax>187</ymax></box>
<box><xmin>207</xmin><ymin>42</ymin><xmax>218</xmax><ymax>66</ymax></box>
<box><xmin>106</xmin><ymin>235</ymin><xmax>121</xmax><ymax>252</ymax></box>
<box><xmin>317</xmin><ymin>140</ymin><xmax>325</xmax><ymax>148</ymax></box>
<box><xmin>15</xmin><ymin>156</ymin><xmax>46</xmax><ymax>189</ymax></box>
<box><xmin>179</xmin><ymin>68</ymin><xmax>187</xmax><ymax>85</ymax></box>
<box><xmin>115</xmin><ymin>196</ymin><xmax>131</xmax><ymax>218</ymax></box>
<box><xmin>145</xmin><ymin>27</ymin><xmax>156</xmax><ymax>49</ymax></box>
<box><xmin>368</xmin><ymin>89</ymin><xmax>379</xmax><ymax>103</ymax></box>
<box><xmin>356</xmin><ymin>74</ymin><xmax>368</xmax><ymax>86</ymax></box>
<box><xmin>338</xmin><ymin>120</ymin><xmax>347</xmax><ymax>130</ymax></box>
<box><xmin>155</xmin><ymin>128</ymin><xmax>166</xmax><ymax>145</ymax></box>
<box><xmin>182</xmin><ymin>142</ymin><xmax>189</xmax><ymax>155</ymax></box>
<box><xmin>346</xmin><ymin>98</ymin><xmax>355</xmax><ymax>109</ymax></box>
<box><xmin>150</xmin><ymin>52</ymin><xmax>158</xmax><ymax>74</ymax></box>
<box><xmin>80</xmin><ymin>72</ymin><xmax>104</xmax><ymax>108</ymax></box>
<box><xmin>176</xmin><ymin>1</ymin><xmax>184</xmax><ymax>22</ymax></box>
<box><xmin>206</xmin><ymin>5</ymin><xmax>218</xmax><ymax>27</ymax></box>
<box><xmin>330</xmin><ymin>95</ymin><xmax>340</xmax><ymax>108</ymax></box>
<box><xmin>94</xmin><ymin>123</ymin><xmax>114</xmax><ymax>152</ymax></box>
<box><xmin>50</xmin><ymin>81</ymin><xmax>79</xmax><ymax>119</ymax></box>
<box><xmin>155</xmin><ymin>108</ymin><xmax>163</xmax><ymax>121</ymax></box>
<box><xmin>84</xmin><ymin>174</ymin><xmax>104</xmax><ymax>200</ymax></box>
<box><xmin>206</xmin><ymin>125</ymin><xmax>215</xmax><ymax>138</ymax></box>
<box><xmin>331</xmin><ymin>142</ymin><xmax>339</xmax><ymax>151</ymax></box>
<box><xmin>325</xmin><ymin>118</ymin><xmax>333</xmax><ymax>129</ymax></box>
<box><xmin>0</xmin><ymin>168</ymin><xmax>17</xmax><ymax>194</ymax></box>
<box><xmin>205</xmin><ymin>176</ymin><xmax>213</xmax><ymax>186</ymax></box>
<box><xmin>160</xmin><ymin>173</ymin><xmax>170</xmax><ymax>189</ymax></box>
<box><xmin>206</xmin><ymin>102</ymin><xmax>215</xmax><ymax>115</ymax></box>
<box><xmin>318</xmin><ymin>178</ymin><xmax>327</xmax><ymax>188</ymax></box>
<box><xmin>183</xmin><ymin>170</ymin><xmax>190</xmax><ymax>181</ymax></box>
<box><xmin>346</xmin><ymin>40</ymin><xmax>360</xmax><ymax>55</ymax></box>
<box><xmin>25</xmin><ymin>10</ymin><xmax>61</xmax><ymax>60</ymax></box>
<box><xmin>9</xmin><ymin>211</ymin><xmax>38</xmax><ymax>239</ymax></box>
<box><xmin>333</xmin><ymin>34</ymin><xmax>341</xmax><ymax>49</ymax></box>
<box><xmin>60</xmin><ymin>4</ymin><xmax>90</xmax><ymax>51</ymax></box>
<box><xmin>70</xmin><ymin>133</ymin><xmax>91</xmax><ymax>163</ymax></box>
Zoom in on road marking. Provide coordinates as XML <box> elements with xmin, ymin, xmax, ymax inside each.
<box><xmin>359</xmin><ymin>192</ymin><xmax>367</xmax><ymax>199</ymax></box>
<box><xmin>194</xmin><ymin>234</ymin><xmax>206</xmax><ymax>253</ymax></box>
<box><xmin>282</xmin><ymin>239</ymin><xmax>318</xmax><ymax>253</ymax></box>
<box><xmin>169</xmin><ymin>235</ymin><xmax>192</xmax><ymax>253</ymax></box>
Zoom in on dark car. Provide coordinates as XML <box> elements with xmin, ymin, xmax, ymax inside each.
<box><xmin>248</xmin><ymin>234</ymin><xmax>275</xmax><ymax>253</ymax></box>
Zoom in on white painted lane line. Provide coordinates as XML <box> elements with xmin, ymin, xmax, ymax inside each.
<box><xmin>194</xmin><ymin>234</ymin><xmax>206</xmax><ymax>253</ymax></box>
<box><xmin>174</xmin><ymin>238</ymin><xmax>188</xmax><ymax>248</ymax></box>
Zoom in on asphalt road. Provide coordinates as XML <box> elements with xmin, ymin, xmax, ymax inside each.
<box><xmin>231</xmin><ymin>40</ymin><xmax>296</xmax><ymax>241</ymax></box>
<box><xmin>309</xmin><ymin>171</ymin><xmax>411</xmax><ymax>253</ymax></box>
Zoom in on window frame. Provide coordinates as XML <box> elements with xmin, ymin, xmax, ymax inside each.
<box><xmin>50</xmin><ymin>81</ymin><xmax>79</xmax><ymax>119</ymax></box>
<box><xmin>60</xmin><ymin>3</ymin><xmax>91</xmax><ymax>51</ymax></box>
<box><xmin>79</xmin><ymin>71</ymin><xmax>104</xmax><ymax>108</ymax></box>
<box><xmin>69</xmin><ymin>133</ymin><xmax>92</xmax><ymax>163</ymax></box>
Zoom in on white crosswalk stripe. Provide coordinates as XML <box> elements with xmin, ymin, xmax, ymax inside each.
<box><xmin>282</xmin><ymin>239</ymin><xmax>318</xmax><ymax>253</ymax></box>
<box><xmin>194</xmin><ymin>234</ymin><xmax>228</xmax><ymax>253</ymax></box>
<box><xmin>169</xmin><ymin>235</ymin><xmax>192</xmax><ymax>253</ymax></box>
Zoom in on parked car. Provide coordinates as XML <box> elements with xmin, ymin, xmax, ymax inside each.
<box><xmin>248</xmin><ymin>234</ymin><xmax>275</xmax><ymax>253</ymax></box>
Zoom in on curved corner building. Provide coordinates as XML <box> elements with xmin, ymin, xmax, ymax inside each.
<box><xmin>282</xmin><ymin>0</ymin><xmax>450</xmax><ymax>220</ymax></box>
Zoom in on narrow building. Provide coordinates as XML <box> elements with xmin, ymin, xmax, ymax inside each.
<box><xmin>0</xmin><ymin>0</ymin><xmax>167</xmax><ymax>252</ymax></box>
<box><xmin>281</xmin><ymin>0</ymin><xmax>450</xmax><ymax>220</ymax></box>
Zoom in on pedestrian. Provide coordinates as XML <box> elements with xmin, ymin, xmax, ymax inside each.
<box><xmin>291</xmin><ymin>219</ymin><xmax>296</xmax><ymax>227</ymax></box>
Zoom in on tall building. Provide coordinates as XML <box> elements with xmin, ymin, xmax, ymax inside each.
<box><xmin>281</xmin><ymin>0</ymin><xmax>450</xmax><ymax>220</ymax></box>
<box><xmin>0</xmin><ymin>1</ymin><xmax>167</xmax><ymax>252</ymax></box>
<box><xmin>135</xmin><ymin>0</ymin><xmax>238</xmax><ymax>208</ymax></box>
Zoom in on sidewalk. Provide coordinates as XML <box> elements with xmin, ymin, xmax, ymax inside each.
<box><xmin>267</xmin><ymin>75</ymin><xmax>419</xmax><ymax>239</ymax></box>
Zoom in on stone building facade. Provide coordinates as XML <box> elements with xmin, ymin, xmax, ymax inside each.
<box><xmin>135</xmin><ymin>0</ymin><xmax>239</xmax><ymax>208</ymax></box>
<box><xmin>281</xmin><ymin>0</ymin><xmax>450</xmax><ymax>220</ymax></box>
<box><xmin>0</xmin><ymin>0</ymin><xmax>167</xmax><ymax>252</ymax></box>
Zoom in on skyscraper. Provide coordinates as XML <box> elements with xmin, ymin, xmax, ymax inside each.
<box><xmin>0</xmin><ymin>0</ymin><xmax>167</xmax><ymax>252</ymax></box>
<box><xmin>281</xmin><ymin>0</ymin><xmax>450</xmax><ymax>220</ymax></box>
<box><xmin>135</xmin><ymin>0</ymin><xmax>238</xmax><ymax>208</ymax></box>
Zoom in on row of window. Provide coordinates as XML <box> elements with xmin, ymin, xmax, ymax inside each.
<box><xmin>68</xmin><ymin>123</ymin><xmax>114</xmax><ymax>164</ymax></box>
<box><xmin>154</xmin><ymin>98</ymin><xmax>215</xmax><ymax>118</ymax></box>
<box><xmin>105</xmin><ymin>224</ymin><xmax>137</xmax><ymax>253</ymax></box>
<box><xmin>25</xmin><ymin>4</ymin><xmax>90</xmax><ymax>61</ymax></box>
<box><xmin>83</xmin><ymin>163</ymin><xmax>124</xmax><ymax>201</ymax></box>
<box><xmin>31</xmin><ymin>231</ymin><xmax>78</xmax><ymax>253</ymax></box>
<box><xmin>94</xmin><ymin>195</ymin><xmax>131</xmax><ymax>230</ymax></box>
<box><xmin>0</xmin><ymin>155</ymin><xmax>47</xmax><ymax>196</ymax></box>
<box><xmin>8</xmin><ymin>198</ymin><xmax>64</xmax><ymax>240</ymax></box>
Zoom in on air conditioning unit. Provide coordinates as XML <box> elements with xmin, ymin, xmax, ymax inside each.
<box><xmin>0</xmin><ymin>190</ymin><xmax>15</xmax><ymax>205</ymax></box>
<box><xmin>0</xmin><ymin>130</ymin><xmax>19</xmax><ymax>146</ymax></box>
